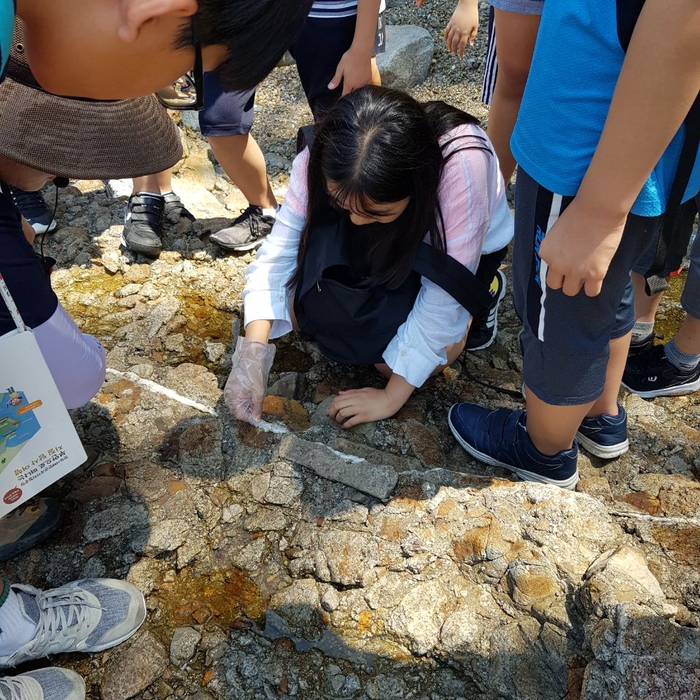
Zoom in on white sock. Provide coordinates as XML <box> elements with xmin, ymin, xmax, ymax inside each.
<box><xmin>0</xmin><ymin>588</ymin><xmax>37</xmax><ymax>656</ymax></box>
<box><xmin>261</xmin><ymin>205</ymin><xmax>279</xmax><ymax>218</ymax></box>
<box><xmin>135</xmin><ymin>191</ymin><xmax>163</xmax><ymax>198</ymax></box>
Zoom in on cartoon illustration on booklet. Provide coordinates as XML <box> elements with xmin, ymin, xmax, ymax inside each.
<box><xmin>0</xmin><ymin>387</ymin><xmax>41</xmax><ymax>475</ymax></box>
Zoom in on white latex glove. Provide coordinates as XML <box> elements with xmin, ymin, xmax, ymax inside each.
<box><xmin>224</xmin><ymin>337</ymin><xmax>276</xmax><ymax>425</ymax></box>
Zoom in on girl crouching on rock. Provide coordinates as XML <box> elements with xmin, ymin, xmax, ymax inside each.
<box><xmin>224</xmin><ymin>86</ymin><xmax>513</xmax><ymax>428</ymax></box>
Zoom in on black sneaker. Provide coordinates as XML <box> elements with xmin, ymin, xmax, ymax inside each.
<box><xmin>627</xmin><ymin>332</ymin><xmax>659</xmax><ymax>361</ymax></box>
<box><xmin>121</xmin><ymin>193</ymin><xmax>165</xmax><ymax>258</ymax></box>
<box><xmin>210</xmin><ymin>205</ymin><xmax>276</xmax><ymax>252</ymax></box>
<box><xmin>163</xmin><ymin>192</ymin><xmax>195</xmax><ymax>224</ymax></box>
<box><xmin>9</xmin><ymin>187</ymin><xmax>57</xmax><ymax>233</ymax></box>
<box><xmin>466</xmin><ymin>268</ymin><xmax>507</xmax><ymax>351</ymax></box>
<box><xmin>622</xmin><ymin>343</ymin><xmax>700</xmax><ymax>398</ymax></box>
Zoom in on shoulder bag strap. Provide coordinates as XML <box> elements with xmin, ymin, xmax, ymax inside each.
<box><xmin>412</xmin><ymin>243</ymin><xmax>494</xmax><ymax>316</ymax></box>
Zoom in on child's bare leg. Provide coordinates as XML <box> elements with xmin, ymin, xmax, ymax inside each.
<box><xmin>674</xmin><ymin>313</ymin><xmax>700</xmax><ymax>355</ymax></box>
<box><xmin>587</xmin><ymin>331</ymin><xmax>631</xmax><ymax>417</ymax></box>
<box><xmin>370</xmin><ymin>57</ymin><xmax>381</xmax><ymax>86</ymax></box>
<box><xmin>288</xmin><ymin>298</ymin><xmax>300</xmax><ymax>332</ymax></box>
<box><xmin>632</xmin><ymin>270</ymin><xmax>664</xmax><ymax>322</ymax></box>
<box><xmin>524</xmin><ymin>391</ymin><xmax>593</xmax><ymax>455</ymax></box>
<box><xmin>208</xmin><ymin>134</ymin><xmax>277</xmax><ymax>210</ymax></box>
<box><xmin>487</xmin><ymin>10</ymin><xmax>540</xmax><ymax>184</ymax></box>
<box><xmin>525</xmin><ymin>331</ymin><xmax>631</xmax><ymax>451</ymax></box>
<box><xmin>132</xmin><ymin>168</ymin><xmax>173</xmax><ymax>195</ymax></box>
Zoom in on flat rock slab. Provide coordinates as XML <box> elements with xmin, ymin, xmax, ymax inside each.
<box><xmin>101</xmin><ymin>631</ymin><xmax>168</xmax><ymax>700</ymax></box>
<box><xmin>277</xmin><ymin>435</ymin><xmax>398</xmax><ymax>501</ymax></box>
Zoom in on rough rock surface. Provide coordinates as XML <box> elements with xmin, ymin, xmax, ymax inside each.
<box><xmin>376</xmin><ymin>25</ymin><xmax>435</xmax><ymax>89</ymax></box>
<box><xmin>6</xmin><ymin>3</ymin><xmax>699</xmax><ymax>699</ymax></box>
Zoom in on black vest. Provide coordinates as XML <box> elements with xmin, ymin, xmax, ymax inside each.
<box><xmin>293</xmin><ymin>205</ymin><xmax>493</xmax><ymax>366</ymax></box>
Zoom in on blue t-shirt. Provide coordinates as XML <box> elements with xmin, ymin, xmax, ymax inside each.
<box><xmin>511</xmin><ymin>0</ymin><xmax>700</xmax><ymax>217</ymax></box>
<box><xmin>0</xmin><ymin>0</ymin><xmax>13</xmax><ymax>79</ymax></box>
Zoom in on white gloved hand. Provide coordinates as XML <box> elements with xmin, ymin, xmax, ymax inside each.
<box><xmin>224</xmin><ymin>337</ymin><xmax>276</xmax><ymax>425</ymax></box>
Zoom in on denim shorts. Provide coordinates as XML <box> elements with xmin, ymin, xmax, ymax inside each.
<box><xmin>512</xmin><ymin>168</ymin><xmax>660</xmax><ymax>406</ymax></box>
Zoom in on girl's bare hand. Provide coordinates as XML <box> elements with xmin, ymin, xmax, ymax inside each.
<box><xmin>327</xmin><ymin>388</ymin><xmax>402</xmax><ymax>428</ymax></box>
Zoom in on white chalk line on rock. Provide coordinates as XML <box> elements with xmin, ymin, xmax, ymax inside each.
<box><xmin>609</xmin><ymin>509</ymin><xmax>700</xmax><ymax>527</ymax></box>
<box><xmin>105</xmin><ymin>367</ymin><xmax>287</xmax><ymax>434</ymax></box>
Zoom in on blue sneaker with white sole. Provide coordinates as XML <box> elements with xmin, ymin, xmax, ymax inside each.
<box><xmin>448</xmin><ymin>403</ymin><xmax>579</xmax><ymax>490</ymax></box>
<box><xmin>575</xmin><ymin>405</ymin><xmax>629</xmax><ymax>459</ymax></box>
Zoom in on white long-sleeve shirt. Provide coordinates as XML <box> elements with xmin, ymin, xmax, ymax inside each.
<box><xmin>244</xmin><ymin>123</ymin><xmax>514</xmax><ymax>387</ymax></box>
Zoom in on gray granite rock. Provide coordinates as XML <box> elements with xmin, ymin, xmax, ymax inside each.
<box><xmin>376</xmin><ymin>25</ymin><xmax>434</xmax><ymax>88</ymax></box>
<box><xmin>170</xmin><ymin>626</ymin><xmax>202</xmax><ymax>667</ymax></box>
<box><xmin>276</xmin><ymin>434</ymin><xmax>398</xmax><ymax>500</ymax></box>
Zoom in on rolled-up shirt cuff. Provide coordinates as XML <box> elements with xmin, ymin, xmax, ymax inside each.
<box><xmin>244</xmin><ymin>290</ymin><xmax>293</xmax><ymax>339</ymax></box>
<box><xmin>382</xmin><ymin>339</ymin><xmax>446</xmax><ymax>388</ymax></box>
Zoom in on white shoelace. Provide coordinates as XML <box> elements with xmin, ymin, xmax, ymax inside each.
<box><xmin>13</xmin><ymin>585</ymin><xmax>101</xmax><ymax>659</ymax></box>
<box><xmin>0</xmin><ymin>675</ymin><xmax>34</xmax><ymax>700</ymax></box>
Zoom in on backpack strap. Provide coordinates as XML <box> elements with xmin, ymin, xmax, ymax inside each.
<box><xmin>412</xmin><ymin>243</ymin><xmax>494</xmax><ymax>317</ymax></box>
<box><xmin>644</xmin><ymin>92</ymin><xmax>700</xmax><ymax>294</ymax></box>
<box><xmin>297</xmin><ymin>125</ymin><xmax>316</xmax><ymax>154</ymax></box>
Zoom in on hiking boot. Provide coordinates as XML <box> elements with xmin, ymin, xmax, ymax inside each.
<box><xmin>0</xmin><ymin>579</ymin><xmax>146</xmax><ymax>667</ymax></box>
<box><xmin>120</xmin><ymin>193</ymin><xmax>164</xmax><ymax>258</ymax></box>
<box><xmin>162</xmin><ymin>192</ymin><xmax>195</xmax><ymax>224</ymax></box>
<box><xmin>0</xmin><ymin>498</ymin><xmax>62</xmax><ymax>564</ymax></box>
<box><xmin>0</xmin><ymin>668</ymin><xmax>85</xmax><ymax>700</ymax></box>
<box><xmin>622</xmin><ymin>343</ymin><xmax>700</xmax><ymax>398</ymax></box>
<box><xmin>576</xmin><ymin>405</ymin><xmax>629</xmax><ymax>459</ymax></box>
<box><xmin>448</xmin><ymin>403</ymin><xmax>579</xmax><ymax>489</ymax></box>
<box><xmin>210</xmin><ymin>205</ymin><xmax>276</xmax><ymax>252</ymax></box>
<box><xmin>466</xmin><ymin>269</ymin><xmax>507</xmax><ymax>351</ymax></box>
<box><xmin>8</xmin><ymin>188</ymin><xmax>57</xmax><ymax>234</ymax></box>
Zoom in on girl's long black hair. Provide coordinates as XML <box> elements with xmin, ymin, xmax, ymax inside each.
<box><xmin>292</xmin><ymin>85</ymin><xmax>481</xmax><ymax>290</ymax></box>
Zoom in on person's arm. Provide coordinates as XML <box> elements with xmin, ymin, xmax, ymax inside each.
<box><xmin>328</xmin><ymin>0</ymin><xmax>382</xmax><ymax>95</ymax></box>
<box><xmin>328</xmin><ymin>136</ymin><xmax>503</xmax><ymax>428</ymax></box>
<box><xmin>327</xmin><ymin>374</ymin><xmax>415</xmax><ymax>429</ymax></box>
<box><xmin>242</xmin><ymin>149</ymin><xmax>310</xmax><ymax>338</ymax></box>
<box><xmin>224</xmin><ymin>150</ymin><xmax>310</xmax><ymax>425</ymax></box>
<box><xmin>540</xmin><ymin>0</ymin><xmax>700</xmax><ymax>297</ymax></box>
<box><xmin>443</xmin><ymin>0</ymin><xmax>479</xmax><ymax>58</ymax></box>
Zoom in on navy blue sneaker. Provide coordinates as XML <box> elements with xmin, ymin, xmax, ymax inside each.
<box><xmin>0</xmin><ymin>497</ymin><xmax>62</xmax><ymax>563</ymax></box>
<box><xmin>448</xmin><ymin>404</ymin><xmax>579</xmax><ymax>489</ymax></box>
<box><xmin>575</xmin><ymin>405</ymin><xmax>629</xmax><ymax>459</ymax></box>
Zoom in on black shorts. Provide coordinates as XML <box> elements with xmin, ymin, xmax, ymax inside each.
<box><xmin>198</xmin><ymin>12</ymin><xmax>386</xmax><ymax>136</ymax></box>
<box><xmin>512</xmin><ymin>168</ymin><xmax>660</xmax><ymax>406</ymax></box>
<box><xmin>0</xmin><ymin>193</ymin><xmax>58</xmax><ymax>336</ymax></box>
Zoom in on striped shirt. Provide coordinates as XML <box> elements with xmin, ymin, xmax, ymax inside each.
<box><xmin>309</xmin><ymin>0</ymin><xmax>385</xmax><ymax>19</ymax></box>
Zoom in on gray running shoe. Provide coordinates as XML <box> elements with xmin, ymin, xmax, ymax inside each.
<box><xmin>8</xmin><ymin>188</ymin><xmax>57</xmax><ymax>234</ymax></box>
<box><xmin>121</xmin><ymin>193</ymin><xmax>164</xmax><ymax>258</ymax></box>
<box><xmin>0</xmin><ymin>579</ymin><xmax>146</xmax><ymax>668</ymax></box>
<box><xmin>0</xmin><ymin>668</ymin><xmax>85</xmax><ymax>700</ymax></box>
<box><xmin>210</xmin><ymin>205</ymin><xmax>276</xmax><ymax>252</ymax></box>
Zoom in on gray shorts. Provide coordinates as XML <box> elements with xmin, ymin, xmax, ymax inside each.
<box><xmin>512</xmin><ymin>168</ymin><xmax>660</xmax><ymax>406</ymax></box>
<box><xmin>490</xmin><ymin>0</ymin><xmax>544</xmax><ymax>15</ymax></box>
<box><xmin>633</xmin><ymin>198</ymin><xmax>700</xmax><ymax>320</ymax></box>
